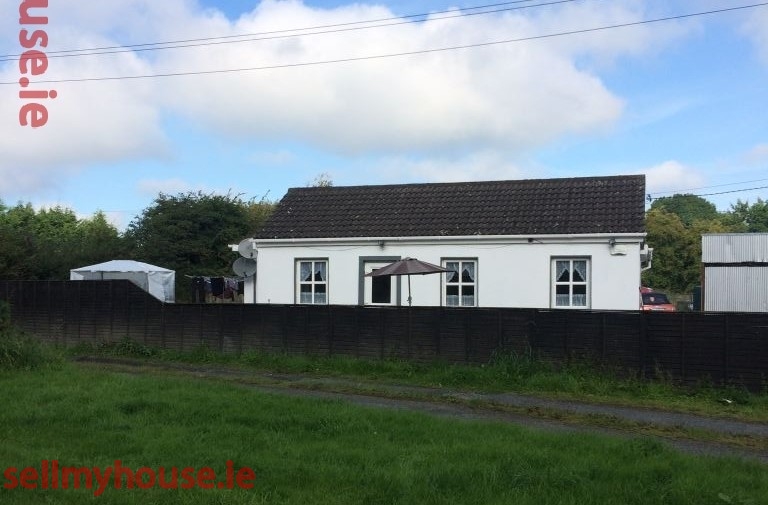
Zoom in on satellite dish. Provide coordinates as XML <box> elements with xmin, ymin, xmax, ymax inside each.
<box><xmin>233</xmin><ymin>257</ymin><xmax>257</xmax><ymax>277</ymax></box>
<box><xmin>238</xmin><ymin>238</ymin><xmax>256</xmax><ymax>258</ymax></box>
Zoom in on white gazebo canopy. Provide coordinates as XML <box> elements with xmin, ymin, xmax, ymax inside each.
<box><xmin>70</xmin><ymin>260</ymin><xmax>175</xmax><ymax>302</ymax></box>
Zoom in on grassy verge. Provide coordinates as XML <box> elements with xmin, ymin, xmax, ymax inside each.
<box><xmin>74</xmin><ymin>357</ymin><xmax>768</xmax><ymax>453</ymax></box>
<box><xmin>72</xmin><ymin>337</ymin><xmax>768</xmax><ymax>423</ymax></box>
<box><xmin>1</xmin><ymin>364</ymin><xmax>766</xmax><ymax>505</ymax></box>
<box><xmin>0</xmin><ymin>302</ymin><xmax>62</xmax><ymax>371</ymax></box>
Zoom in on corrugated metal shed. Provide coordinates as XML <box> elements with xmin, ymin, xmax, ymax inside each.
<box><xmin>704</xmin><ymin>267</ymin><xmax>768</xmax><ymax>312</ymax></box>
<box><xmin>702</xmin><ymin>233</ymin><xmax>768</xmax><ymax>263</ymax></box>
<box><xmin>702</xmin><ymin>233</ymin><xmax>768</xmax><ymax>312</ymax></box>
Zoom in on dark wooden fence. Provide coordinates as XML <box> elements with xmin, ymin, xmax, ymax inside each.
<box><xmin>2</xmin><ymin>280</ymin><xmax>768</xmax><ymax>389</ymax></box>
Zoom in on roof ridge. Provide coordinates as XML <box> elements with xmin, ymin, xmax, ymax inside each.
<box><xmin>287</xmin><ymin>174</ymin><xmax>644</xmax><ymax>192</ymax></box>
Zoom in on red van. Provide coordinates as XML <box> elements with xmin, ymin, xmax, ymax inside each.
<box><xmin>640</xmin><ymin>287</ymin><xmax>676</xmax><ymax>312</ymax></box>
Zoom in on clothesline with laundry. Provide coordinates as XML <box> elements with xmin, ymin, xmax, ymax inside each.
<box><xmin>186</xmin><ymin>275</ymin><xmax>245</xmax><ymax>303</ymax></box>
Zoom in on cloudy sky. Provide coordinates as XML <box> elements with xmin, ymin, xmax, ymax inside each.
<box><xmin>2</xmin><ymin>0</ymin><xmax>767</xmax><ymax>229</ymax></box>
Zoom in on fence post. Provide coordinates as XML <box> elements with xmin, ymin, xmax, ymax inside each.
<box><xmin>563</xmin><ymin>311</ymin><xmax>570</xmax><ymax>363</ymax></box>
<box><xmin>435</xmin><ymin>307</ymin><xmax>442</xmax><ymax>359</ymax></box>
<box><xmin>219</xmin><ymin>304</ymin><xmax>225</xmax><ymax>353</ymax></box>
<box><xmin>405</xmin><ymin>306</ymin><xmax>411</xmax><ymax>361</ymax></box>
<box><xmin>32</xmin><ymin>281</ymin><xmax>37</xmax><ymax>335</ymax></box>
<box><xmin>125</xmin><ymin>280</ymin><xmax>131</xmax><ymax>341</ymax></box>
<box><xmin>160</xmin><ymin>303</ymin><xmax>166</xmax><ymax>350</ymax></box>
<box><xmin>304</xmin><ymin>305</ymin><xmax>311</xmax><ymax>356</ymax></box>
<box><xmin>600</xmin><ymin>312</ymin><xmax>607</xmax><ymax>361</ymax></box>
<box><xmin>378</xmin><ymin>308</ymin><xmax>385</xmax><ymax>360</ymax></box>
<box><xmin>76</xmin><ymin>281</ymin><xmax>82</xmax><ymax>344</ymax></box>
<box><xmin>258</xmin><ymin>304</ymin><xmax>265</xmax><ymax>352</ymax></box>
<box><xmin>142</xmin><ymin>295</ymin><xmax>149</xmax><ymax>346</ymax></box>
<box><xmin>464</xmin><ymin>309</ymin><xmax>470</xmax><ymax>363</ymax></box>
<box><xmin>527</xmin><ymin>309</ymin><xmax>537</xmax><ymax>352</ymax></box>
<box><xmin>47</xmin><ymin>280</ymin><xmax>53</xmax><ymax>344</ymax></box>
<box><xmin>238</xmin><ymin>304</ymin><xmax>244</xmax><ymax>355</ymax></box>
<box><xmin>680</xmin><ymin>313</ymin><xmax>686</xmax><ymax>384</ymax></box>
<box><xmin>723</xmin><ymin>313</ymin><xmax>730</xmax><ymax>385</ymax></box>
<box><xmin>497</xmin><ymin>309</ymin><xmax>503</xmax><ymax>352</ymax></box>
<box><xmin>107</xmin><ymin>281</ymin><xmax>114</xmax><ymax>340</ymax></box>
<box><xmin>639</xmin><ymin>312</ymin><xmax>647</xmax><ymax>378</ymax></box>
<box><xmin>198</xmin><ymin>303</ymin><xmax>204</xmax><ymax>344</ymax></box>
<box><xmin>356</xmin><ymin>305</ymin><xmax>363</xmax><ymax>359</ymax></box>
<box><xmin>327</xmin><ymin>304</ymin><xmax>334</xmax><ymax>357</ymax></box>
<box><xmin>281</xmin><ymin>305</ymin><xmax>288</xmax><ymax>352</ymax></box>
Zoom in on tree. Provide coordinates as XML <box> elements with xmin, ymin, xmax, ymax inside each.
<box><xmin>0</xmin><ymin>201</ymin><xmax>124</xmax><ymax>280</ymax></box>
<box><xmin>73</xmin><ymin>211</ymin><xmax>125</xmax><ymax>264</ymax></box>
<box><xmin>244</xmin><ymin>193</ymin><xmax>277</xmax><ymax>235</ymax></box>
<box><xmin>650</xmin><ymin>194</ymin><xmax>719</xmax><ymax>227</ymax></box>
<box><xmin>726</xmin><ymin>198</ymin><xmax>768</xmax><ymax>232</ymax></box>
<box><xmin>0</xmin><ymin>202</ymin><xmax>33</xmax><ymax>279</ymax></box>
<box><xmin>308</xmin><ymin>172</ymin><xmax>333</xmax><ymax>187</ymax></box>
<box><xmin>28</xmin><ymin>205</ymin><xmax>81</xmax><ymax>280</ymax></box>
<box><xmin>644</xmin><ymin>194</ymin><xmax>745</xmax><ymax>294</ymax></box>
<box><xmin>643</xmin><ymin>206</ymin><xmax>743</xmax><ymax>294</ymax></box>
<box><xmin>124</xmin><ymin>191</ymin><xmax>274</xmax><ymax>300</ymax></box>
<box><xmin>642</xmin><ymin>209</ymin><xmax>692</xmax><ymax>292</ymax></box>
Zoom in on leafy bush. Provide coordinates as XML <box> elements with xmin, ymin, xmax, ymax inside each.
<box><xmin>95</xmin><ymin>336</ymin><xmax>159</xmax><ymax>358</ymax></box>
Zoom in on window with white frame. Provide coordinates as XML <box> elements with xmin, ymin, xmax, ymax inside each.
<box><xmin>296</xmin><ymin>260</ymin><xmax>328</xmax><ymax>304</ymax></box>
<box><xmin>444</xmin><ymin>260</ymin><xmax>477</xmax><ymax>307</ymax></box>
<box><xmin>552</xmin><ymin>258</ymin><xmax>589</xmax><ymax>308</ymax></box>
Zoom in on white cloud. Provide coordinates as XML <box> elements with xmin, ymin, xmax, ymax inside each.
<box><xmin>156</xmin><ymin>0</ymin><xmax>637</xmax><ymax>153</ymax></box>
<box><xmin>369</xmin><ymin>151</ymin><xmax>527</xmax><ymax>185</ymax></box>
<box><xmin>136</xmin><ymin>178</ymin><xmax>244</xmax><ymax>201</ymax></box>
<box><xmin>522</xmin><ymin>0</ymin><xmax>693</xmax><ymax>67</ymax></box>
<box><xmin>744</xmin><ymin>143</ymin><xmax>768</xmax><ymax>164</ymax></box>
<box><xmin>0</xmin><ymin>26</ymin><xmax>168</xmax><ymax>193</ymax></box>
<box><xmin>137</xmin><ymin>178</ymin><xmax>197</xmax><ymax>196</ymax></box>
<box><xmin>743</xmin><ymin>5</ymin><xmax>768</xmax><ymax>64</ymax></box>
<box><xmin>2</xmin><ymin>0</ymin><xmax>698</xmax><ymax>194</ymax></box>
<box><xmin>642</xmin><ymin>160</ymin><xmax>705</xmax><ymax>196</ymax></box>
<box><xmin>248</xmin><ymin>149</ymin><xmax>297</xmax><ymax>166</ymax></box>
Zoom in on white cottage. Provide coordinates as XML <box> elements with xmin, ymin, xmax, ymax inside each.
<box><xmin>236</xmin><ymin>175</ymin><xmax>648</xmax><ymax>310</ymax></box>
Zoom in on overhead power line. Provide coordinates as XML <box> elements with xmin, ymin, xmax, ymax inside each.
<box><xmin>647</xmin><ymin>183</ymin><xmax>768</xmax><ymax>202</ymax></box>
<box><xmin>694</xmin><ymin>185</ymin><xmax>768</xmax><ymax>198</ymax></box>
<box><xmin>650</xmin><ymin>177</ymin><xmax>768</xmax><ymax>197</ymax></box>
<box><xmin>0</xmin><ymin>0</ymin><xmax>576</xmax><ymax>62</ymax></box>
<box><xmin>2</xmin><ymin>2</ymin><xmax>766</xmax><ymax>85</ymax></box>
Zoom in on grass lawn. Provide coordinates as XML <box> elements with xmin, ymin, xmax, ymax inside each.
<box><xmin>79</xmin><ymin>338</ymin><xmax>768</xmax><ymax>423</ymax></box>
<box><xmin>1</xmin><ymin>364</ymin><xmax>766</xmax><ymax>505</ymax></box>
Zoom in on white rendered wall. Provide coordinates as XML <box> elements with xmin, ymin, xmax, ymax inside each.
<box><xmin>244</xmin><ymin>235</ymin><xmax>643</xmax><ymax>310</ymax></box>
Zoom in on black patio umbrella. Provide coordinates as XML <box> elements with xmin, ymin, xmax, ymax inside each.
<box><xmin>365</xmin><ymin>257</ymin><xmax>449</xmax><ymax>306</ymax></box>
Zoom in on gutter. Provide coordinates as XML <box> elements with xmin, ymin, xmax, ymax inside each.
<box><xmin>244</xmin><ymin>233</ymin><xmax>647</xmax><ymax>248</ymax></box>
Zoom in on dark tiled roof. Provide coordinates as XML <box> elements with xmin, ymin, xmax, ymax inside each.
<box><xmin>255</xmin><ymin>175</ymin><xmax>646</xmax><ymax>239</ymax></box>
